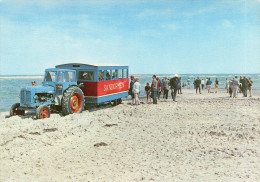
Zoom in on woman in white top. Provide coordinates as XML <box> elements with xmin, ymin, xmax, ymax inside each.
<box><xmin>201</xmin><ymin>79</ymin><xmax>205</xmax><ymax>90</ymax></box>
<box><xmin>132</xmin><ymin>78</ymin><xmax>141</xmax><ymax>105</ymax></box>
<box><xmin>225</xmin><ymin>78</ymin><xmax>229</xmax><ymax>93</ymax></box>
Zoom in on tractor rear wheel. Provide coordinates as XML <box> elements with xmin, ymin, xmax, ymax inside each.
<box><xmin>62</xmin><ymin>86</ymin><xmax>85</xmax><ymax>115</ymax></box>
<box><xmin>36</xmin><ymin>105</ymin><xmax>50</xmax><ymax>119</ymax></box>
<box><xmin>10</xmin><ymin>103</ymin><xmax>25</xmax><ymax>116</ymax></box>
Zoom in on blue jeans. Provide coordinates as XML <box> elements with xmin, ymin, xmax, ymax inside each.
<box><xmin>171</xmin><ymin>89</ymin><xmax>177</xmax><ymax>101</ymax></box>
<box><xmin>152</xmin><ymin>89</ymin><xmax>158</xmax><ymax>104</ymax></box>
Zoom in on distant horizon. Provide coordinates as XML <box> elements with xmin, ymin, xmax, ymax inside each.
<box><xmin>1</xmin><ymin>73</ymin><xmax>259</xmax><ymax>77</ymax></box>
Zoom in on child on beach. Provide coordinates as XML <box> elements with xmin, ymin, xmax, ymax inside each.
<box><xmin>215</xmin><ymin>78</ymin><xmax>219</xmax><ymax>93</ymax></box>
<box><xmin>145</xmin><ymin>83</ymin><xmax>151</xmax><ymax>103</ymax></box>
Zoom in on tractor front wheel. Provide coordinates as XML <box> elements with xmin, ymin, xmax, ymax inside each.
<box><xmin>62</xmin><ymin>86</ymin><xmax>85</xmax><ymax>115</ymax></box>
<box><xmin>10</xmin><ymin>103</ymin><xmax>25</xmax><ymax>116</ymax></box>
<box><xmin>36</xmin><ymin>105</ymin><xmax>50</xmax><ymax>119</ymax></box>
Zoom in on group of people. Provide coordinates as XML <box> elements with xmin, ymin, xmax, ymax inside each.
<box><xmin>226</xmin><ymin>76</ymin><xmax>253</xmax><ymax>98</ymax></box>
<box><xmin>192</xmin><ymin>77</ymin><xmax>219</xmax><ymax>94</ymax></box>
<box><xmin>129</xmin><ymin>74</ymin><xmax>181</xmax><ymax>105</ymax></box>
<box><xmin>128</xmin><ymin>75</ymin><xmax>254</xmax><ymax>105</ymax></box>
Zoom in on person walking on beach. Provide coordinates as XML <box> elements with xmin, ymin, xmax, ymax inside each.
<box><xmin>129</xmin><ymin>75</ymin><xmax>135</xmax><ymax>99</ymax></box>
<box><xmin>232</xmin><ymin>76</ymin><xmax>239</xmax><ymax>98</ymax></box>
<box><xmin>170</xmin><ymin>74</ymin><xmax>178</xmax><ymax>102</ymax></box>
<box><xmin>239</xmin><ymin>76</ymin><xmax>243</xmax><ymax>93</ymax></box>
<box><xmin>241</xmin><ymin>76</ymin><xmax>249</xmax><ymax>97</ymax></box>
<box><xmin>132</xmin><ymin>78</ymin><xmax>141</xmax><ymax>105</ymax></box>
<box><xmin>161</xmin><ymin>77</ymin><xmax>165</xmax><ymax>99</ymax></box>
<box><xmin>206</xmin><ymin>78</ymin><xmax>212</xmax><ymax>93</ymax></box>
<box><xmin>249</xmin><ymin>77</ymin><xmax>253</xmax><ymax>97</ymax></box>
<box><xmin>215</xmin><ymin>78</ymin><xmax>219</xmax><ymax>93</ymax></box>
<box><xmin>145</xmin><ymin>82</ymin><xmax>151</xmax><ymax>103</ymax></box>
<box><xmin>225</xmin><ymin>78</ymin><xmax>229</xmax><ymax>93</ymax></box>
<box><xmin>177</xmin><ymin>77</ymin><xmax>182</xmax><ymax>94</ymax></box>
<box><xmin>201</xmin><ymin>79</ymin><xmax>205</xmax><ymax>90</ymax></box>
<box><xmin>151</xmin><ymin>75</ymin><xmax>158</xmax><ymax>104</ymax></box>
<box><xmin>156</xmin><ymin>77</ymin><xmax>162</xmax><ymax>100</ymax></box>
<box><xmin>163</xmin><ymin>77</ymin><xmax>170</xmax><ymax>100</ymax></box>
<box><xmin>228</xmin><ymin>78</ymin><xmax>233</xmax><ymax>97</ymax></box>
<box><xmin>194</xmin><ymin>77</ymin><xmax>201</xmax><ymax>94</ymax></box>
<box><xmin>187</xmin><ymin>78</ymin><xmax>191</xmax><ymax>89</ymax></box>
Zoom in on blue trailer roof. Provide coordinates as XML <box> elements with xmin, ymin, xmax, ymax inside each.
<box><xmin>56</xmin><ymin>63</ymin><xmax>128</xmax><ymax>70</ymax></box>
<box><xmin>45</xmin><ymin>68</ymin><xmax>76</xmax><ymax>72</ymax></box>
<box><xmin>56</xmin><ymin>63</ymin><xmax>127</xmax><ymax>67</ymax></box>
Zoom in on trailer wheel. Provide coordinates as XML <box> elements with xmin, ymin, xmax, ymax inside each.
<box><xmin>62</xmin><ymin>86</ymin><xmax>85</xmax><ymax>115</ymax></box>
<box><xmin>10</xmin><ymin>103</ymin><xmax>25</xmax><ymax>116</ymax></box>
<box><xmin>36</xmin><ymin>105</ymin><xmax>50</xmax><ymax>119</ymax></box>
<box><xmin>113</xmin><ymin>98</ymin><xmax>122</xmax><ymax>106</ymax></box>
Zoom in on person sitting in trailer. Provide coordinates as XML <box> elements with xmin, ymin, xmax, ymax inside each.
<box><xmin>106</xmin><ymin>72</ymin><xmax>111</xmax><ymax>80</ymax></box>
<box><xmin>112</xmin><ymin>72</ymin><xmax>117</xmax><ymax>80</ymax></box>
<box><xmin>83</xmin><ymin>72</ymin><xmax>89</xmax><ymax>80</ymax></box>
<box><xmin>99</xmin><ymin>72</ymin><xmax>104</xmax><ymax>81</ymax></box>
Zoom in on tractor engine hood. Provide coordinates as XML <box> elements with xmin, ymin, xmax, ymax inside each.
<box><xmin>22</xmin><ymin>86</ymin><xmax>55</xmax><ymax>94</ymax></box>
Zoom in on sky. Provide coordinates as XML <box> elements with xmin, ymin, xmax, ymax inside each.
<box><xmin>0</xmin><ymin>0</ymin><xmax>259</xmax><ymax>75</ymax></box>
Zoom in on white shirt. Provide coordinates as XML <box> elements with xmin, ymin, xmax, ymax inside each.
<box><xmin>133</xmin><ymin>82</ymin><xmax>141</xmax><ymax>91</ymax></box>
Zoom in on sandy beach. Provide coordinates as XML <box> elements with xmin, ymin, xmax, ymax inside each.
<box><xmin>0</xmin><ymin>89</ymin><xmax>259</xmax><ymax>182</ymax></box>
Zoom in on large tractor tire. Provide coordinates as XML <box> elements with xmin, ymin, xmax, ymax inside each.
<box><xmin>10</xmin><ymin>103</ymin><xmax>25</xmax><ymax>116</ymax></box>
<box><xmin>62</xmin><ymin>86</ymin><xmax>85</xmax><ymax>115</ymax></box>
<box><xmin>36</xmin><ymin>105</ymin><xmax>50</xmax><ymax>119</ymax></box>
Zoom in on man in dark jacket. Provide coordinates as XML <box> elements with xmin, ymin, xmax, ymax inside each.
<box><xmin>151</xmin><ymin>75</ymin><xmax>158</xmax><ymax>104</ymax></box>
<box><xmin>241</xmin><ymin>76</ymin><xmax>249</xmax><ymax>97</ymax></box>
<box><xmin>170</xmin><ymin>74</ymin><xmax>178</xmax><ymax>102</ymax></box>
<box><xmin>129</xmin><ymin>75</ymin><xmax>135</xmax><ymax>99</ymax></box>
<box><xmin>194</xmin><ymin>77</ymin><xmax>201</xmax><ymax>94</ymax></box>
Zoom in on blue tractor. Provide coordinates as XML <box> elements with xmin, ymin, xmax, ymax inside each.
<box><xmin>10</xmin><ymin>68</ymin><xmax>85</xmax><ymax>119</ymax></box>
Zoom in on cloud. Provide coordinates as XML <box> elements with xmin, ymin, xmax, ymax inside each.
<box><xmin>222</xmin><ymin>19</ymin><xmax>234</xmax><ymax>29</ymax></box>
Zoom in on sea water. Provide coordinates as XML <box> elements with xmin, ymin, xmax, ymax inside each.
<box><xmin>0</xmin><ymin>74</ymin><xmax>259</xmax><ymax>112</ymax></box>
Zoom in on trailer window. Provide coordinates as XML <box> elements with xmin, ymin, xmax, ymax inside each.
<box><xmin>45</xmin><ymin>71</ymin><xmax>57</xmax><ymax>82</ymax></box>
<box><xmin>99</xmin><ymin>70</ymin><xmax>104</xmax><ymax>81</ymax></box>
<box><xmin>112</xmin><ymin>70</ymin><xmax>117</xmax><ymax>80</ymax></box>
<box><xmin>106</xmin><ymin>70</ymin><xmax>111</xmax><ymax>80</ymax></box>
<box><xmin>123</xmin><ymin>69</ymin><xmax>128</xmax><ymax>78</ymax></box>
<box><xmin>118</xmin><ymin>69</ymin><xmax>123</xmax><ymax>79</ymax></box>
<box><xmin>78</xmin><ymin>71</ymin><xmax>94</xmax><ymax>81</ymax></box>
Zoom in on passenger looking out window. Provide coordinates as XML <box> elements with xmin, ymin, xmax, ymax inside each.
<box><xmin>106</xmin><ymin>70</ymin><xmax>111</xmax><ymax>80</ymax></box>
<box><xmin>99</xmin><ymin>70</ymin><xmax>104</xmax><ymax>81</ymax></box>
<box><xmin>112</xmin><ymin>70</ymin><xmax>117</xmax><ymax>80</ymax></box>
<box><xmin>79</xmin><ymin>71</ymin><xmax>94</xmax><ymax>81</ymax></box>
